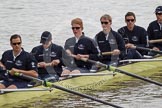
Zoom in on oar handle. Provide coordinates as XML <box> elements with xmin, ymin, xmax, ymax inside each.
<box><xmin>101</xmin><ymin>51</ymin><xmax>113</xmax><ymax>56</ymax></box>
<box><xmin>149</xmin><ymin>39</ymin><xmax>162</xmax><ymax>44</ymax></box>
<box><xmin>81</xmin><ymin>59</ymin><xmax>115</xmax><ymax>71</ymax></box>
<box><xmin>14</xmin><ymin>72</ymin><xmax>43</xmax><ymax>84</ymax></box>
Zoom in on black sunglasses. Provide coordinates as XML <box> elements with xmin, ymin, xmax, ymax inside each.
<box><xmin>156</xmin><ymin>13</ymin><xmax>162</xmax><ymax>15</ymax></box>
<box><xmin>12</xmin><ymin>42</ymin><xmax>21</xmax><ymax>45</ymax></box>
<box><xmin>101</xmin><ymin>22</ymin><xmax>109</xmax><ymax>25</ymax></box>
<box><xmin>126</xmin><ymin>19</ymin><xmax>135</xmax><ymax>22</ymax></box>
<box><xmin>72</xmin><ymin>27</ymin><xmax>81</xmax><ymax>30</ymax></box>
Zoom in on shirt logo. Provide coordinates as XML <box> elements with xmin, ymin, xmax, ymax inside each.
<box><xmin>69</xmin><ymin>45</ymin><xmax>74</xmax><ymax>48</ymax></box>
<box><xmin>78</xmin><ymin>44</ymin><xmax>85</xmax><ymax>50</ymax></box>
<box><xmin>153</xmin><ymin>29</ymin><xmax>159</xmax><ymax>32</ymax></box>
<box><xmin>98</xmin><ymin>41</ymin><xmax>105</xmax><ymax>43</ymax></box>
<box><xmin>109</xmin><ymin>39</ymin><xmax>116</xmax><ymax>44</ymax></box>
<box><xmin>15</xmin><ymin>60</ymin><xmax>22</xmax><ymax>66</ymax></box>
<box><xmin>132</xmin><ymin>36</ymin><xmax>138</xmax><ymax>42</ymax></box>
<box><xmin>7</xmin><ymin>60</ymin><xmax>13</xmax><ymax>63</ymax></box>
<box><xmin>50</xmin><ymin>52</ymin><xmax>56</xmax><ymax>57</ymax></box>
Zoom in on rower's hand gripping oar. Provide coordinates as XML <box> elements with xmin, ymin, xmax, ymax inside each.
<box><xmin>14</xmin><ymin>73</ymin><xmax>123</xmax><ymax>108</ymax></box>
<box><xmin>81</xmin><ymin>58</ymin><xmax>162</xmax><ymax>87</ymax></box>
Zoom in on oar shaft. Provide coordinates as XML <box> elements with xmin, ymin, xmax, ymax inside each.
<box><xmin>114</xmin><ymin>68</ymin><xmax>162</xmax><ymax>86</ymax></box>
<box><xmin>51</xmin><ymin>84</ymin><xmax>123</xmax><ymax>108</ymax></box>
<box><xmin>15</xmin><ymin>73</ymin><xmax>43</xmax><ymax>84</ymax></box>
<box><xmin>134</xmin><ymin>46</ymin><xmax>162</xmax><ymax>54</ymax></box>
<box><xmin>15</xmin><ymin>73</ymin><xmax>123</xmax><ymax>108</ymax></box>
<box><xmin>80</xmin><ymin>59</ymin><xmax>162</xmax><ymax>87</ymax></box>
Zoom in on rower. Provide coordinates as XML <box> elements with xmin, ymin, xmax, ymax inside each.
<box><xmin>94</xmin><ymin>14</ymin><xmax>126</xmax><ymax>66</ymax></box>
<box><xmin>118</xmin><ymin>12</ymin><xmax>148</xmax><ymax>59</ymax></box>
<box><xmin>0</xmin><ymin>34</ymin><xmax>38</xmax><ymax>89</ymax></box>
<box><xmin>31</xmin><ymin>31</ymin><xmax>64</xmax><ymax>82</ymax></box>
<box><xmin>61</xmin><ymin>18</ymin><xmax>99</xmax><ymax>76</ymax></box>
<box><xmin>147</xmin><ymin>6</ymin><xmax>162</xmax><ymax>56</ymax></box>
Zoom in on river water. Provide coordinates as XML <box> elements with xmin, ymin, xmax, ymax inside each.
<box><xmin>0</xmin><ymin>0</ymin><xmax>162</xmax><ymax>108</ymax></box>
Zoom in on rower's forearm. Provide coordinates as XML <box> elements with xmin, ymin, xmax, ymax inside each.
<box><xmin>17</xmin><ymin>70</ymin><xmax>38</xmax><ymax>78</ymax></box>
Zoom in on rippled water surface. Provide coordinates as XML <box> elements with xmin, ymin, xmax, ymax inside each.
<box><xmin>0</xmin><ymin>0</ymin><xmax>162</xmax><ymax>108</ymax></box>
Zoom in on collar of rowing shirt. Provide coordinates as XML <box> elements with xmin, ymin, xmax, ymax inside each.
<box><xmin>75</xmin><ymin>37</ymin><xmax>79</xmax><ymax>43</ymax></box>
<box><xmin>12</xmin><ymin>49</ymin><xmax>22</xmax><ymax>61</ymax></box>
<box><xmin>158</xmin><ymin>22</ymin><xmax>162</xmax><ymax>30</ymax></box>
<box><xmin>103</xmin><ymin>31</ymin><xmax>109</xmax><ymax>40</ymax></box>
<box><xmin>105</xmin><ymin>33</ymin><xmax>109</xmax><ymax>40</ymax></box>
<box><xmin>75</xmin><ymin>34</ymin><xmax>85</xmax><ymax>43</ymax></box>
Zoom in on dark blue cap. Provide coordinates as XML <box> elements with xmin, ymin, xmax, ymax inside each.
<box><xmin>155</xmin><ymin>6</ymin><xmax>162</xmax><ymax>13</ymax></box>
<box><xmin>40</xmin><ymin>31</ymin><xmax>52</xmax><ymax>44</ymax></box>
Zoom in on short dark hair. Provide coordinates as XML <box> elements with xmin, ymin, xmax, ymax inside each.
<box><xmin>10</xmin><ymin>34</ymin><xmax>22</xmax><ymax>43</ymax></box>
<box><xmin>100</xmin><ymin>14</ymin><xmax>112</xmax><ymax>23</ymax></box>
<box><xmin>125</xmin><ymin>12</ymin><xmax>136</xmax><ymax>20</ymax></box>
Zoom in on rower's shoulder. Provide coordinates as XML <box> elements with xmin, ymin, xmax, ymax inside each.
<box><xmin>65</xmin><ymin>37</ymin><xmax>75</xmax><ymax>42</ymax></box>
<box><xmin>148</xmin><ymin>20</ymin><xmax>157</xmax><ymax>26</ymax></box>
<box><xmin>118</xmin><ymin>26</ymin><xmax>127</xmax><ymax>31</ymax></box>
<box><xmin>51</xmin><ymin>43</ymin><xmax>63</xmax><ymax>49</ymax></box>
<box><xmin>135</xmin><ymin>25</ymin><xmax>146</xmax><ymax>31</ymax></box>
<box><xmin>2</xmin><ymin>50</ymin><xmax>12</xmax><ymax>55</ymax></box>
<box><xmin>95</xmin><ymin>31</ymin><xmax>104</xmax><ymax>37</ymax></box>
<box><xmin>32</xmin><ymin>45</ymin><xmax>42</xmax><ymax>50</ymax></box>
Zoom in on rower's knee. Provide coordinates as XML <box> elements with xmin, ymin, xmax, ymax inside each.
<box><xmin>61</xmin><ymin>69</ymin><xmax>71</xmax><ymax>76</ymax></box>
<box><xmin>7</xmin><ymin>85</ymin><xmax>17</xmax><ymax>89</ymax></box>
<box><xmin>0</xmin><ymin>83</ymin><xmax>6</xmax><ymax>89</ymax></box>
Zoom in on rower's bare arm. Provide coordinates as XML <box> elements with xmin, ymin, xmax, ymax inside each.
<box><xmin>10</xmin><ymin>68</ymin><xmax>38</xmax><ymax>78</ymax></box>
<box><xmin>50</xmin><ymin>59</ymin><xmax>60</xmax><ymax>66</ymax></box>
<box><xmin>37</xmin><ymin>62</ymin><xmax>46</xmax><ymax>68</ymax></box>
<box><xmin>75</xmin><ymin>54</ymin><xmax>89</xmax><ymax>60</ymax></box>
<box><xmin>38</xmin><ymin>59</ymin><xmax>60</xmax><ymax>67</ymax></box>
<box><xmin>125</xmin><ymin>43</ymin><xmax>135</xmax><ymax>49</ymax></box>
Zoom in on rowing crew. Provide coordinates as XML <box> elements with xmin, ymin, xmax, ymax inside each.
<box><xmin>0</xmin><ymin>6</ymin><xmax>162</xmax><ymax>89</ymax></box>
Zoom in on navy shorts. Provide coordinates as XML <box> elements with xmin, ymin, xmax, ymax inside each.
<box><xmin>1</xmin><ymin>80</ymin><xmax>29</xmax><ymax>88</ymax></box>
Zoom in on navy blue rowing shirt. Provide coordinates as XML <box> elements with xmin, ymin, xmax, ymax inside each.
<box><xmin>31</xmin><ymin>43</ymin><xmax>64</xmax><ymax>78</ymax></box>
<box><xmin>0</xmin><ymin>49</ymin><xmax>38</xmax><ymax>81</ymax></box>
<box><xmin>95</xmin><ymin>30</ymin><xmax>126</xmax><ymax>64</ymax></box>
<box><xmin>147</xmin><ymin>20</ymin><xmax>162</xmax><ymax>50</ymax></box>
<box><xmin>118</xmin><ymin>25</ymin><xmax>148</xmax><ymax>55</ymax></box>
<box><xmin>65</xmin><ymin>35</ymin><xmax>99</xmax><ymax>69</ymax></box>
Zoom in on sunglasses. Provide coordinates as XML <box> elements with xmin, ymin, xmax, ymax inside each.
<box><xmin>126</xmin><ymin>19</ymin><xmax>135</xmax><ymax>22</ymax></box>
<box><xmin>101</xmin><ymin>22</ymin><xmax>109</xmax><ymax>25</ymax></box>
<box><xmin>156</xmin><ymin>13</ymin><xmax>162</xmax><ymax>15</ymax></box>
<box><xmin>72</xmin><ymin>27</ymin><xmax>81</xmax><ymax>30</ymax></box>
<box><xmin>12</xmin><ymin>42</ymin><xmax>21</xmax><ymax>45</ymax></box>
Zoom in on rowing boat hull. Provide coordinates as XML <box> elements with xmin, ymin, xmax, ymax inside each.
<box><xmin>1</xmin><ymin>57</ymin><xmax>162</xmax><ymax>107</ymax></box>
